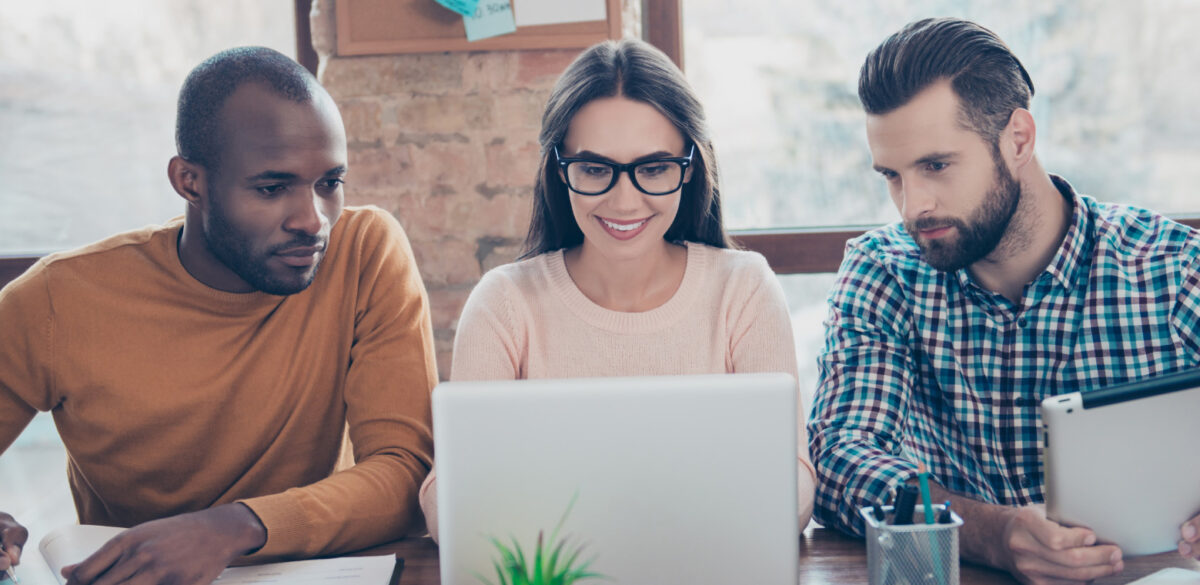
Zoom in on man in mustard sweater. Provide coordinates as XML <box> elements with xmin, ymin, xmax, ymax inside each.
<box><xmin>0</xmin><ymin>47</ymin><xmax>436</xmax><ymax>584</ymax></box>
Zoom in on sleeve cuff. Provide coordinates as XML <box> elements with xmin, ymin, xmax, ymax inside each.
<box><xmin>238</xmin><ymin>493</ymin><xmax>313</xmax><ymax>559</ymax></box>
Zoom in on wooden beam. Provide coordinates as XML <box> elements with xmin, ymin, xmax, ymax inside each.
<box><xmin>294</xmin><ymin>0</ymin><xmax>319</xmax><ymax>75</ymax></box>
<box><xmin>3</xmin><ymin>218</ymin><xmax>1199</xmax><ymax>290</ymax></box>
<box><xmin>733</xmin><ymin>227</ymin><xmax>866</xmax><ymax>274</ymax></box>
<box><xmin>643</xmin><ymin>0</ymin><xmax>683</xmax><ymax>70</ymax></box>
<box><xmin>733</xmin><ymin>216</ymin><xmax>1200</xmax><ymax>275</ymax></box>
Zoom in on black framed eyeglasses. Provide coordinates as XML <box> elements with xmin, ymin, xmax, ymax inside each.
<box><xmin>554</xmin><ymin>144</ymin><xmax>695</xmax><ymax>196</ymax></box>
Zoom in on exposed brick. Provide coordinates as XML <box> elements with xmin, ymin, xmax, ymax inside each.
<box><xmin>405</xmin><ymin>140</ymin><xmax>487</xmax><ymax>190</ymax></box>
<box><xmin>476</xmin><ymin>237</ymin><xmax>524</xmax><ymax>273</ymax></box>
<box><xmin>323</xmin><ymin>53</ymin><xmax>467</xmax><ymax>99</ymax></box>
<box><xmin>427</xmin><ymin>284</ymin><xmax>473</xmax><ymax>331</ymax></box>
<box><xmin>455</xmin><ymin>192</ymin><xmax>532</xmax><ymax>241</ymax></box>
<box><xmin>516</xmin><ymin>49</ymin><xmax>581</xmax><ymax>86</ymax></box>
<box><xmin>339</xmin><ymin>98</ymin><xmax>383</xmax><ymax>147</ymax></box>
<box><xmin>490</xmin><ymin>89</ymin><xmax>548</xmax><ymax>132</ymax></box>
<box><xmin>390</xmin><ymin>191</ymin><xmax>450</xmax><ymax>244</ymax></box>
<box><xmin>411</xmin><ymin>237</ymin><xmax>482</xmax><ymax>288</ymax></box>
<box><xmin>483</xmin><ymin>136</ymin><xmax>541</xmax><ymax>187</ymax></box>
<box><xmin>434</xmin><ymin>336</ymin><xmax>453</xmax><ymax>382</ymax></box>
<box><xmin>346</xmin><ymin>145</ymin><xmax>417</xmax><ymax>197</ymax></box>
<box><xmin>393</xmin><ymin>93</ymin><xmax>493</xmax><ymax>135</ymax></box>
<box><xmin>462</xmin><ymin>51</ymin><xmax>518</xmax><ymax>92</ymax></box>
<box><xmin>309</xmin><ymin>0</ymin><xmax>337</xmax><ymax>60</ymax></box>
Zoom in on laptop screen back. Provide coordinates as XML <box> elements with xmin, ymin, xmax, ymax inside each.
<box><xmin>432</xmin><ymin>373</ymin><xmax>799</xmax><ymax>585</ymax></box>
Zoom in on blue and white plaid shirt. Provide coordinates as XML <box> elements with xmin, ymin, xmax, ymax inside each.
<box><xmin>809</xmin><ymin>176</ymin><xmax>1200</xmax><ymax>535</ymax></box>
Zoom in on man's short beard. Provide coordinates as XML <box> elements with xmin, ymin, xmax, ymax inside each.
<box><xmin>907</xmin><ymin>154</ymin><xmax>1022</xmax><ymax>272</ymax></box>
<box><xmin>203</xmin><ymin>195</ymin><xmax>322</xmax><ymax>296</ymax></box>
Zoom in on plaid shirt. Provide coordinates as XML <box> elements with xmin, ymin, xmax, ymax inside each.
<box><xmin>809</xmin><ymin>176</ymin><xmax>1200</xmax><ymax>536</ymax></box>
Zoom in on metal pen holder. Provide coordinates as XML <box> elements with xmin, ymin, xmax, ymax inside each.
<box><xmin>860</xmin><ymin>504</ymin><xmax>963</xmax><ymax>585</ymax></box>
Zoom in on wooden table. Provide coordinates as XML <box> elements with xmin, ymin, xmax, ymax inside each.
<box><xmin>5</xmin><ymin>444</ymin><xmax>1198</xmax><ymax>584</ymax></box>
<box><xmin>377</xmin><ymin>524</ymin><xmax>1200</xmax><ymax>584</ymax></box>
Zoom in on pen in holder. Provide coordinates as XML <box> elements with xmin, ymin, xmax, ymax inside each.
<box><xmin>860</xmin><ymin>504</ymin><xmax>963</xmax><ymax>585</ymax></box>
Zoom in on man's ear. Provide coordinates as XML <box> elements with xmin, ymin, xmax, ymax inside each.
<box><xmin>1002</xmin><ymin>108</ymin><xmax>1037</xmax><ymax>170</ymax></box>
<box><xmin>168</xmin><ymin>156</ymin><xmax>207</xmax><ymax>208</ymax></box>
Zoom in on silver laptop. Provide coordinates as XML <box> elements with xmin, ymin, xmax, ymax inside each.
<box><xmin>432</xmin><ymin>373</ymin><xmax>799</xmax><ymax>585</ymax></box>
<box><xmin>1043</xmin><ymin>367</ymin><xmax>1200</xmax><ymax>556</ymax></box>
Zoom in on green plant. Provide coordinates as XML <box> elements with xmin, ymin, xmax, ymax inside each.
<box><xmin>478</xmin><ymin>494</ymin><xmax>609</xmax><ymax>585</ymax></box>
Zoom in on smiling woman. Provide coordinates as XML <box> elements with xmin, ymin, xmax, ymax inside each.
<box><xmin>417</xmin><ymin>37</ymin><xmax>818</xmax><ymax>544</ymax></box>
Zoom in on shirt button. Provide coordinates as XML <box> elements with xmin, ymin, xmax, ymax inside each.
<box><xmin>1019</xmin><ymin>474</ymin><xmax>1034</xmax><ymax>488</ymax></box>
<box><xmin>1017</xmin><ymin>316</ymin><xmax>1028</xmax><ymax>328</ymax></box>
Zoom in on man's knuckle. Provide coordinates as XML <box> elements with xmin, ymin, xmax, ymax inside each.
<box><xmin>1005</xmin><ymin>531</ymin><xmax>1024</xmax><ymax>549</ymax></box>
<box><xmin>130</xmin><ymin>548</ymin><xmax>157</xmax><ymax>566</ymax></box>
<box><xmin>1062</xmin><ymin>548</ymin><xmax>1085</xmax><ymax>565</ymax></box>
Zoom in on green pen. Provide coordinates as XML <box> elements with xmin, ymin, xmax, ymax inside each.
<box><xmin>917</xmin><ymin>462</ymin><xmax>936</xmax><ymax>524</ymax></box>
<box><xmin>917</xmin><ymin>462</ymin><xmax>947</xmax><ymax>585</ymax></box>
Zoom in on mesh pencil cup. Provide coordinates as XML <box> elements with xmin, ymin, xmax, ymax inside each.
<box><xmin>860</xmin><ymin>504</ymin><xmax>963</xmax><ymax>585</ymax></box>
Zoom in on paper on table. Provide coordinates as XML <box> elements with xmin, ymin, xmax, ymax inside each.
<box><xmin>465</xmin><ymin>0</ymin><xmax>517</xmax><ymax>42</ymax></box>
<box><xmin>513</xmin><ymin>0</ymin><xmax>606</xmax><ymax>27</ymax></box>
<box><xmin>1127</xmin><ymin>568</ymin><xmax>1200</xmax><ymax>584</ymax></box>
<box><xmin>38</xmin><ymin>525</ymin><xmax>396</xmax><ymax>585</ymax></box>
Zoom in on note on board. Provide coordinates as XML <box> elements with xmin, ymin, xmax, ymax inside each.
<box><xmin>435</xmin><ymin>0</ymin><xmax>482</xmax><ymax>17</ymax></box>
<box><xmin>465</xmin><ymin>0</ymin><xmax>517</xmax><ymax>41</ymax></box>
<box><xmin>513</xmin><ymin>0</ymin><xmax>606</xmax><ymax>27</ymax></box>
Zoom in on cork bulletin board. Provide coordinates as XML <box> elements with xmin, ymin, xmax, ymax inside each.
<box><xmin>335</xmin><ymin>0</ymin><xmax>623</xmax><ymax>55</ymax></box>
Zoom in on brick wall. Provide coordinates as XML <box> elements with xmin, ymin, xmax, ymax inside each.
<box><xmin>310</xmin><ymin>0</ymin><xmax>637</xmax><ymax>377</ymax></box>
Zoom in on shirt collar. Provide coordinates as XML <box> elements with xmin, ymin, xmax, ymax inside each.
<box><xmin>1040</xmin><ymin>175</ymin><xmax>1089</xmax><ymax>291</ymax></box>
<box><xmin>953</xmin><ymin>174</ymin><xmax>1088</xmax><ymax>293</ymax></box>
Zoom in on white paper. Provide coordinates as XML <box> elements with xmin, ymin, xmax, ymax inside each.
<box><xmin>513</xmin><ymin>0</ymin><xmax>605</xmax><ymax>27</ymax></box>
<box><xmin>38</xmin><ymin>525</ymin><xmax>395</xmax><ymax>585</ymax></box>
<box><xmin>1127</xmin><ymin>568</ymin><xmax>1200</xmax><ymax>584</ymax></box>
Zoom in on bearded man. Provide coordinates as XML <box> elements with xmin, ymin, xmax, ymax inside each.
<box><xmin>809</xmin><ymin>17</ymin><xmax>1200</xmax><ymax>585</ymax></box>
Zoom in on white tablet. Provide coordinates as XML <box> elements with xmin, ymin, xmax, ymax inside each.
<box><xmin>1043</xmin><ymin>368</ymin><xmax>1200</xmax><ymax>555</ymax></box>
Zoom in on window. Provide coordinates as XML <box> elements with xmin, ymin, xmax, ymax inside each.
<box><xmin>680</xmin><ymin>0</ymin><xmax>1200</xmax><ymax>401</ymax></box>
<box><xmin>0</xmin><ymin>0</ymin><xmax>299</xmax><ymax>256</ymax></box>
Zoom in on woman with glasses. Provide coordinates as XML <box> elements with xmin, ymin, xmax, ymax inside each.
<box><xmin>419</xmin><ymin>38</ymin><xmax>815</xmax><ymax>541</ymax></box>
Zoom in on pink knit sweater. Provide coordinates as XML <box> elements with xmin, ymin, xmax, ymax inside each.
<box><xmin>420</xmin><ymin>242</ymin><xmax>817</xmax><ymax>540</ymax></box>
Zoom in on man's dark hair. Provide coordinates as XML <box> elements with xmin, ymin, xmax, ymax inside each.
<box><xmin>858</xmin><ymin>18</ymin><xmax>1035</xmax><ymax>144</ymax></box>
<box><xmin>175</xmin><ymin>46</ymin><xmax>316</xmax><ymax>171</ymax></box>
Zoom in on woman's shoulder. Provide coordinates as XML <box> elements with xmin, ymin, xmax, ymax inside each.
<box><xmin>470</xmin><ymin>251</ymin><xmax>562</xmax><ymax>304</ymax></box>
<box><xmin>687</xmin><ymin>242</ymin><xmax>774</xmax><ymax>281</ymax></box>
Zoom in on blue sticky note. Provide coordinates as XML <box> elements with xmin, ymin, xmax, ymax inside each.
<box><xmin>435</xmin><ymin>0</ymin><xmax>480</xmax><ymax>17</ymax></box>
<box><xmin>464</xmin><ymin>0</ymin><xmax>517</xmax><ymax>42</ymax></box>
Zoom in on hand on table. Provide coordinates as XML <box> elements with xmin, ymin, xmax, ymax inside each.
<box><xmin>998</xmin><ymin>505</ymin><xmax>1123</xmax><ymax>585</ymax></box>
<box><xmin>1</xmin><ymin>512</ymin><xmax>29</xmax><ymax>573</ymax></box>
<box><xmin>61</xmin><ymin>503</ymin><xmax>266</xmax><ymax>585</ymax></box>
<box><xmin>1178</xmin><ymin>513</ymin><xmax>1200</xmax><ymax>559</ymax></box>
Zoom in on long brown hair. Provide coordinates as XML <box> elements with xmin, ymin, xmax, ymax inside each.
<box><xmin>521</xmin><ymin>38</ymin><xmax>731</xmax><ymax>258</ymax></box>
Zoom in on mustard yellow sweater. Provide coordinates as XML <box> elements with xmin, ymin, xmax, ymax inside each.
<box><xmin>0</xmin><ymin>206</ymin><xmax>435</xmax><ymax>559</ymax></box>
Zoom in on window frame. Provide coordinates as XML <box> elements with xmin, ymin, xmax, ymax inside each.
<box><xmin>643</xmin><ymin>0</ymin><xmax>1200</xmax><ymax>274</ymax></box>
<box><xmin>5</xmin><ymin>4</ymin><xmax>1198</xmax><ymax>288</ymax></box>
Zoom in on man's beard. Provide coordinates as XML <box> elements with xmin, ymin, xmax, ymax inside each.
<box><xmin>906</xmin><ymin>156</ymin><xmax>1022</xmax><ymax>272</ymax></box>
<box><xmin>203</xmin><ymin>196</ymin><xmax>325</xmax><ymax>296</ymax></box>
